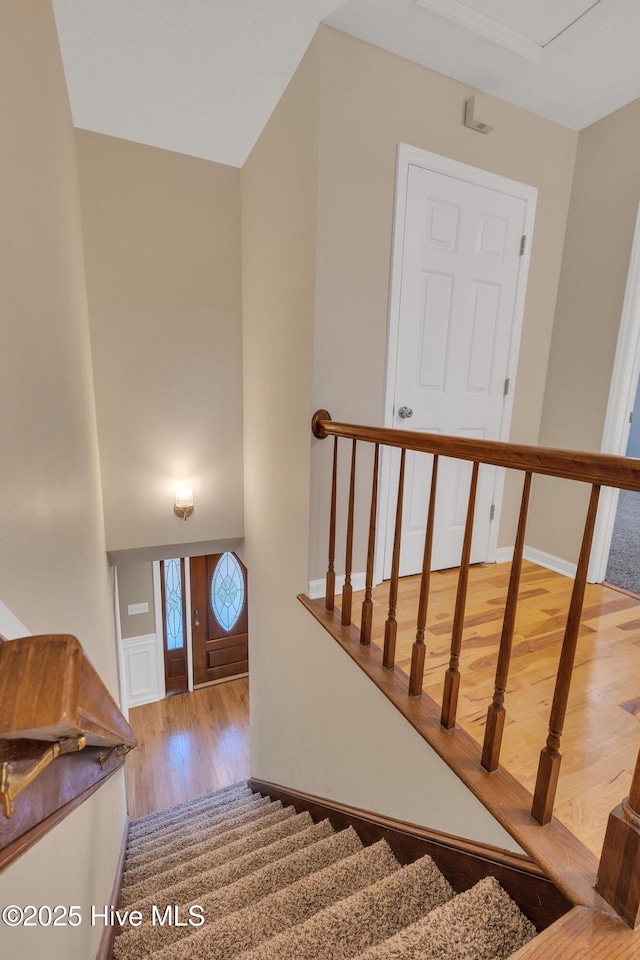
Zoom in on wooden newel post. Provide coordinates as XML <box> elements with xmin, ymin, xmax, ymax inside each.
<box><xmin>596</xmin><ymin>749</ymin><xmax>640</xmax><ymax>928</ymax></box>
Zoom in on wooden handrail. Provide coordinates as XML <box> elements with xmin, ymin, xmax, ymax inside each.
<box><xmin>310</xmin><ymin>409</ymin><xmax>640</xmax><ymax>928</ymax></box>
<box><xmin>311</xmin><ymin>410</ymin><xmax>640</xmax><ymax>491</ymax></box>
<box><xmin>0</xmin><ymin>635</ymin><xmax>135</xmax><ymax>869</ymax></box>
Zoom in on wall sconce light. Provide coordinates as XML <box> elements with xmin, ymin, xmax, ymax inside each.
<box><xmin>174</xmin><ymin>483</ymin><xmax>194</xmax><ymax>521</ymax></box>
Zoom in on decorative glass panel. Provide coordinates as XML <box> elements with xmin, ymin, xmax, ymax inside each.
<box><xmin>163</xmin><ymin>558</ymin><xmax>184</xmax><ymax>650</ymax></box>
<box><xmin>211</xmin><ymin>552</ymin><xmax>245</xmax><ymax>632</ymax></box>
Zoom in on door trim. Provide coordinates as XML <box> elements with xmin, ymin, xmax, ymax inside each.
<box><xmin>376</xmin><ymin>143</ymin><xmax>538</xmax><ymax>584</ymax></box>
<box><xmin>151</xmin><ymin>561</ymin><xmax>167</xmax><ymax>699</ymax></box>
<box><xmin>183</xmin><ymin>558</ymin><xmax>195</xmax><ymax>692</ymax></box>
<box><xmin>589</xmin><ymin>202</ymin><xmax>640</xmax><ymax>582</ymax></box>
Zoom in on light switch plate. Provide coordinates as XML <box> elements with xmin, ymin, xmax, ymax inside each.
<box><xmin>128</xmin><ymin>602</ymin><xmax>149</xmax><ymax>616</ymax></box>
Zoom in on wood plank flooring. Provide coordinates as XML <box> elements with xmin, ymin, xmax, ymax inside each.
<box><xmin>125</xmin><ymin>678</ymin><xmax>250</xmax><ymax>819</ymax></box>
<box><xmin>348</xmin><ymin>560</ymin><xmax>640</xmax><ymax>859</ymax></box>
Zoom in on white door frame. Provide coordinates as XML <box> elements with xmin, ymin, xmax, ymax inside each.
<box><xmin>375</xmin><ymin>143</ymin><xmax>538</xmax><ymax>585</ymax></box>
<box><xmin>588</xmin><ymin>203</ymin><xmax>640</xmax><ymax>583</ymax></box>
<box><xmin>151</xmin><ymin>561</ymin><xmax>168</xmax><ymax>699</ymax></box>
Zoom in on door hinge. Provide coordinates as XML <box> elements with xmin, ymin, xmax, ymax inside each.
<box><xmin>490</xmin><ymin>504</ymin><xmax>495</xmax><ymax>521</ymax></box>
<box><xmin>503</xmin><ymin>377</ymin><xmax>510</xmax><ymax>397</ymax></box>
<box><xmin>630</xmin><ymin>411</ymin><xmax>634</xmax><ymax>424</ymax></box>
<box><xmin>520</xmin><ymin>235</ymin><xmax>526</xmax><ymax>257</ymax></box>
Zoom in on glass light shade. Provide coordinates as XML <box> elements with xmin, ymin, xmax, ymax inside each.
<box><xmin>174</xmin><ymin>483</ymin><xmax>194</xmax><ymax>520</ymax></box>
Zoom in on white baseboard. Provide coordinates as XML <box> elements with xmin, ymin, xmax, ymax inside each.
<box><xmin>307</xmin><ymin>572</ymin><xmax>367</xmax><ymax>600</ymax></box>
<box><xmin>493</xmin><ymin>546</ymin><xmax>514</xmax><ymax>564</ymax></box>
<box><xmin>491</xmin><ymin>545</ymin><xmax>576</xmax><ymax>579</ymax></box>
<box><xmin>523</xmin><ymin>546</ymin><xmax>576</xmax><ymax>579</ymax></box>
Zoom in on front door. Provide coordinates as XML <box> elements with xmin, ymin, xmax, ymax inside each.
<box><xmin>384</xmin><ymin>149</ymin><xmax>535</xmax><ymax>577</ymax></box>
<box><xmin>190</xmin><ymin>552</ymin><xmax>248</xmax><ymax>687</ymax></box>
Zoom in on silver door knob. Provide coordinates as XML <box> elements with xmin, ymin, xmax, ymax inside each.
<box><xmin>398</xmin><ymin>406</ymin><xmax>413</xmax><ymax>420</ymax></box>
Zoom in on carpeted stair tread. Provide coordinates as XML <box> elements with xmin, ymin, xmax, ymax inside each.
<box><xmin>120</xmin><ymin>810</ymin><xmax>316</xmax><ymax>905</ymax></box>
<box><xmin>129</xmin><ymin>782</ymin><xmax>250</xmax><ymax>827</ymax></box>
<box><xmin>125</xmin><ymin>797</ymin><xmax>272</xmax><ymax>865</ymax></box>
<box><xmin>128</xmin><ymin>786</ymin><xmax>256</xmax><ymax>843</ymax></box>
<box><xmin>236</xmin><ymin>853</ymin><xmax>454</xmax><ymax>960</ymax></box>
<box><xmin>146</xmin><ymin>840</ymin><xmax>401</xmax><ymax>960</ymax></box>
<box><xmin>351</xmin><ymin>876</ymin><xmax>537</xmax><ymax>960</ymax></box>
<box><xmin>124</xmin><ymin>819</ymin><xmax>338</xmax><ymax>915</ymax></box>
<box><xmin>123</xmin><ymin>801</ymin><xmax>291</xmax><ymax>876</ymax></box>
<box><xmin>115</xmin><ymin>786</ymin><xmax>540</xmax><ymax>960</ymax></box>
<box><xmin>126</xmin><ymin>793</ymin><xmax>269</xmax><ymax>854</ymax></box>
<box><xmin>129</xmin><ymin>782</ymin><xmax>251</xmax><ymax>837</ymax></box>
<box><xmin>113</xmin><ymin>826</ymin><xmax>362</xmax><ymax>960</ymax></box>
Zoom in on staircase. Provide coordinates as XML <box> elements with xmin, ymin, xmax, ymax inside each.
<box><xmin>113</xmin><ymin>782</ymin><xmax>537</xmax><ymax>960</ymax></box>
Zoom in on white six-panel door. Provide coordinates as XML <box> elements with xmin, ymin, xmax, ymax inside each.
<box><xmin>383</xmin><ymin>148</ymin><xmax>536</xmax><ymax>578</ymax></box>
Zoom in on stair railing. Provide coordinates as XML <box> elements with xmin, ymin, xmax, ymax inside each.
<box><xmin>0</xmin><ymin>634</ymin><xmax>136</xmax><ymax>870</ymax></box>
<box><xmin>311</xmin><ymin>409</ymin><xmax>640</xmax><ymax>927</ymax></box>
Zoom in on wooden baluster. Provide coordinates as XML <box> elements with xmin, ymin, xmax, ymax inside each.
<box><xmin>531</xmin><ymin>484</ymin><xmax>601</xmax><ymax>825</ymax></box>
<box><xmin>341</xmin><ymin>439</ymin><xmax>357</xmax><ymax>626</ymax></box>
<box><xmin>325</xmin><ymin>436</ymin><xmax>338</xmax><ymax>611</ymax></box>
<box><xmin>441</xmin><ymin>461</ymin><xmax>479</xmax><ymax>730</ymax></box>
<box><xmin>481</xmin><ymin>471</ymin><xmax>532</xmax><ymax>772</ymax></box>
<box><xmin>383</xmin><ymin>449</ymin><xmax>406</xmax><ymax>669</ymax></box>
<box><xmin>360</xmin><ymin>444</ymin><xmax>380</xmax><ymax>646</ymax></box>
<box><xmin>596</xmin><ymin>748</ymin><xmax>640</xmax><ymax>927</ymax></box>
<box><xmin>409</xmin><ymin>455</ymin><xmax>439</xmax><ymax>696</ymax></box>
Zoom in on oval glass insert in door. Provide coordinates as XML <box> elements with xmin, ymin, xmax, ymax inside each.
<box><xmin>211</xmin><ymin>552</ymin><xmax>245</xmax><ymax>632</ymax></box>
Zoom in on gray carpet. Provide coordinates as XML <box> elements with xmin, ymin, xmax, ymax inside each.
<box><xmin>605</xmin><ymin>489</ymin><xmax>640</xmax><ymax>594</ymax></box>
<box><xmin>114</xmin><ymin>782</ymin><xmax>537</xmax><ymax>960</ymax></box>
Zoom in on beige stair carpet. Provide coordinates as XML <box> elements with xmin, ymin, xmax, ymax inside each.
<box><xmin>129</xmin><ymin>783</ymin><xmax>251</xmax><ymax>837</ymax></box>
<box><xmin>114</xmin><ymin>826</ymin><xmax>362</xmax><ymax>960</ymax></box>
<box><xmin>121</xmin><ymin>804</ymin><xmax>296</xmax><ymax>890</ymax></box>
<box><xmin>120</xmin><ymin>808</ymin><xmax>308</xmax><ymax>906</ymax></box>
<box><xmin>149</xmin><ymin>840</ymin><xmax>401</xmax><ymax>960</ymax></box>
<box><xmin>124</xmin><ymin>820</ymin><xmax>335</xmax><ymax>916</ymax></box>
<box><xmin>351</xmin><ymin>876</ymin><xmax>536</xmax><ymax>960</ymax></box>
<box><xmin>114</xmin><ymin>783</ymin><xmax>538</xmax><ymax>960</ymax></box>
<box><xmin>236</xmin><ymin>853</ymin><xmax>454</xmax><ymax>960</ymax></box>
<box><xmin>126</xmin><ymin>788</ymin><xmax>258</xmax><ymax>846</ymax></box>
<box><xmin>124</xmin><ymin>796</ymin><xmax>274</xmax><ymax>865</ymax></box>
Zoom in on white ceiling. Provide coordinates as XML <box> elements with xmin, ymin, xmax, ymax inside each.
<box><xmin>431</xmin><ymin>0</ymin><xmax>600</xmax><ymax>46</ymax></box>
<box><xmin>53</xmin><ymin>0</ymin><xmax>640</xmax><ymax>168</ymax></box>
<box><xmin>52</xmin><ymin>0</ymin><xmax>344</xmax><ymax>168</ymax></box>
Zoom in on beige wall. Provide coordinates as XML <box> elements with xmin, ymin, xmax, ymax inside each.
<box><xmin>243</xmin><ymin>33</ymin><xmax>522</xmax><ymax>850</ymax></box>
<box><xmin>76</xmin><ymin>131</ymin><xmax>244</xmax><ymax>555</ymax></box>
<box><xmin>309</xmin><ymin>26</ymin><xmax>578</xmax><ymax>579</ymax></box>
<box><xmin>117</xmin><ymin>562</ymin><xmax>156</xmax><ymax>639</ymax></box>
<box><xmin>0</xmin><ymin>3</ymin><xmax>126</xmax><ymax>958</ymax></box>
<box><xmin>530</xmin><ymin>97</ymin><xmax>640</xmax><ymax>562</ymax></box>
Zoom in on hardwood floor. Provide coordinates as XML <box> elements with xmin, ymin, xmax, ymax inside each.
<box><xmin>125</xmin><ymin>678</ymin><xmax>250</xmax><ymax>819</ymax></box>
<box><xmin>349</xmin><ymin>560</ymin><xmax>640</xmax><ymax>859</ymax></box>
